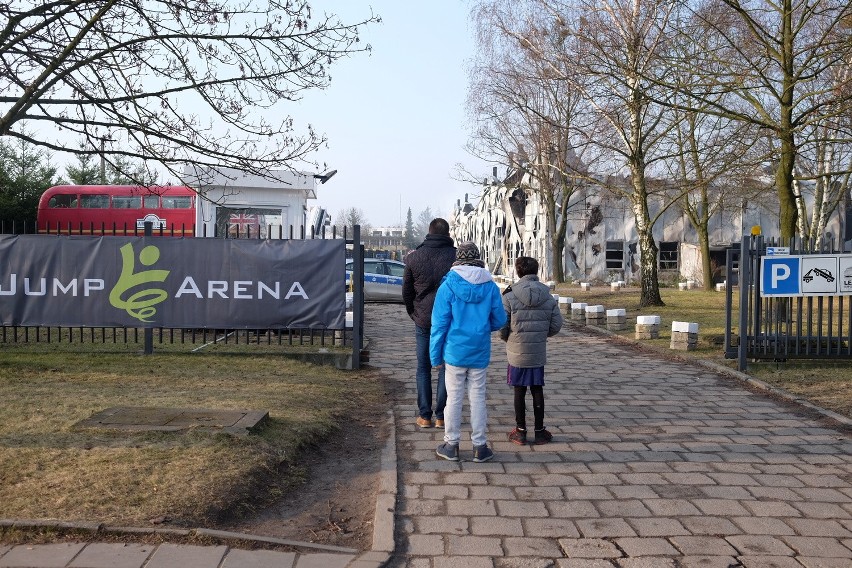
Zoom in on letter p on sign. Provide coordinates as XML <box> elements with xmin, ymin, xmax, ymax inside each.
<box><xmin>760</xmin><ymin>257</ymin><xmax>800</xmax><ymax>297</ymax></box>
<box><xmin>771</xmin><ymin>264</ymin><xmax>790</xmax><ymax>288</ymax></box>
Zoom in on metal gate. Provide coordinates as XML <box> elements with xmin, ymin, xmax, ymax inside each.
<box><xmin>724</xmin><ymin>234</ymin><xmax>852</xmax><ymax>371</ymax></box>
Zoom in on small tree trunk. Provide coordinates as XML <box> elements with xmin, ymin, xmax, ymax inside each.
<box><xmin>698</xmin><ymin>227</ymin><xmax>713</xmax><ymax>291</ymax></box>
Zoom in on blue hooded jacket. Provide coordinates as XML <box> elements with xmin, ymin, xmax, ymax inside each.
<box><xmin>429</xmin><ymin>265</ymin><xmax>507</xmax><ymax>369</ymax></box>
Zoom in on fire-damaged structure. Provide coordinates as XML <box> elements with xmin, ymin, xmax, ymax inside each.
<box><xmin>450</xmin><ymin>166</ymin><xmax>851</xmax><ymax>284</ymax></box>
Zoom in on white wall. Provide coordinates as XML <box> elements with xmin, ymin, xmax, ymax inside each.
<box><xmin>183</xmin><ymin>166</ymin><xmax>317</xmax><ymax>237</ymax></box>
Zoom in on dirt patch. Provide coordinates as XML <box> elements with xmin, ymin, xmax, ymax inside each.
<box><xmin>220</xmin><ymin>411</ymin><xmax>390</xmax><ymax>551</ymax></box>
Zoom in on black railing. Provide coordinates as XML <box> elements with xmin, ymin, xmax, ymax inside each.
<box><xmin>725</xmin><ymin>234</ymin><xmax>852</xmax><ymax>370</ymax></box>
<box><xmin>0</xmin><ymin>223</ymin><xmax>365</xmax><ymax>369</ymax></box>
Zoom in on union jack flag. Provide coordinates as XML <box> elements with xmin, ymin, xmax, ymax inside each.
<box><xmin>229</xmin><ymin>213</ymin><xmax>260</xmax><ymax>236</ymax></box>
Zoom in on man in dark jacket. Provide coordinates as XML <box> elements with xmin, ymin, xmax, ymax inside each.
<box><xmin>402</xmin><ymin>218</ymin><xmax>456</xmax><ymax>428</ymax></box>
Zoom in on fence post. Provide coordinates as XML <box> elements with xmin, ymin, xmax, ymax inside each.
<box><xmin>737</xmin><ymin>235</ymin><xmax>751</xmax><ymax>371</ymax></box>
<box><xmin>351</xmin><ymin>225</ymin><xmax>362</xmax><ymax>370</ymax></box>
<box><xmin>143</xmin><ymin>221</ymin><xmax>154</xmax><ymax>355</ymax></box>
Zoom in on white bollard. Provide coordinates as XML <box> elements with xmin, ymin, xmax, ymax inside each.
<box><xmin>635</xmin><ymin>315</ymin><xmax>660</xmax><ymax>339</ymax></box>
<box><xmin>585</xmin><ymin>304</ymin><xmax>606</xmax><ymax>326</ymax></box>
<box><xmin>571</xmin><ymin>302</ymin><xmax>588</xmax><ymax>322</ymax></box>
<box><xmin>671</xmin><ymin>321</ymin><xmax>699</xmax><ymax>350</ymax></box>
<box><xmin>606</xmin><ymin>308</ymin><xmax>627</xmax><ymax>331</ymax></box>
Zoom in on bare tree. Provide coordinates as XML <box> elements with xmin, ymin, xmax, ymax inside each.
<box><xmin>665</xmin><ymin>0</ymin><xmax>852</xmax><ymax>241</ymax></box>
<box><xmin>416</xmin><ymin>207</ymin><xmax>433</xmax><ymax>241</ymax></box>
<box><xmin>335</xmin><ymin>206</ymin><xmax>370</xmax><ymax>236</ymax></box>
<box><xmin>0</xmin><ymin>1</ymin><xmax>379</xmax><ymax>183</ymax></box>
<box><xmin>660</xmin><ymin>21</ymin><xmax>767</xmax><ymax>290</ymax></box>
<box><xmin>553</xmin><ymin>0</ymin><xmax>678</xmax><ymax>306</ymax></box>
<box><xmin>468</xmin><ymin>0</ymin><xmax>581</xmax><ymax>283</ymax></box>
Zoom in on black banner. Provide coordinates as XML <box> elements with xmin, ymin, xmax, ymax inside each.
<box><xmin>0</xmin><ymin>235</ymin><xmax>345</xmax><ymax>329</ymax></box>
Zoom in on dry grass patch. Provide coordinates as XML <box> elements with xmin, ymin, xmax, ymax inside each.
<box><xmin>556</xmin><ymin>284</ymin><xmax>852</xmax><ymax>420</ymax></box>
<box><xmin>0</xmin><ymin>351</ymin><xmax>383</xmax><ymax>526</ymax></box>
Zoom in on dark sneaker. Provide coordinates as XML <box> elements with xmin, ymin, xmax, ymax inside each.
<box><xmin>472</xmin><ymin>444</ymin><xmax>494</xmax><ymax>462</ymax></box>
<box><xmin>508</xmin><ymin>427</ymin><xmax>527</xmax><ymax>445</ymax></box>
<box><xmin>533</xmin><ymin>428</ymin><xmax>553</xmax><ymax>445</ymax></box>
<box><xmin>436</xmin><ymin>443</ymin><xmax>459</xmax><ymax>461</ymax></box>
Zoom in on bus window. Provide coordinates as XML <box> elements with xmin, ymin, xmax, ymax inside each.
<box><xmin>143</xmin><ymin>195</ymin><xmax>160</xmax><ymax>208</ymax></box>
<box><xmin>80</xmin><ymin>194</ymin><xmax>109</xmax><ymax>208</ymax></box>
<box><xmin>112</xmin><ymin>196</ymin><xmax>142</xmax><ymax>209</ymax></box>
<box><xmin>48</xmin><ymin>194</ymin><xmax>77</xmax><ymax>208</ymax></box>
<box><xmin>162</xmin><ymin>196</ymin><xmax>192</xmax><ymax>209</ymax></box>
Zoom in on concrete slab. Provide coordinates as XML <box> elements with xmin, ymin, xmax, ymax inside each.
<box><xmin>220</xmin><ymin>548</ymin><xmax>296</xmax><ymax>568</ymax></box>
<box><xmin>144</xmin><ymin>543</ymin><xmax>227</xmax><ymax>568</ymax></box>
<box><xmin>74</xmin><ymin>406</ymin><xmax>268</xmax><ymax>434</ymax></box>
<box><xmin>0</xmin><ymin>543</ymin><xmax>86</xmax><ymax>568</ymax></box>
<box><xmin>292</xmin><ymin>553</ymin><xmax>354</xmax><ymax>568</ymax></box>
<box><xmin>68</xmin><ymin>543</ymin><xmax>155</xmax><ymax>568</ymax></box>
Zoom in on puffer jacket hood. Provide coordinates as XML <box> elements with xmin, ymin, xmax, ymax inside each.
<box><xmin>510</xmin><ymin>274</ymin><xmax>553</xmax><ymax>308</ymax></box>
<box><xmin>445</xmin><ymin>265</ymin><xmax>494</xmax><ymax>302</ymax></box>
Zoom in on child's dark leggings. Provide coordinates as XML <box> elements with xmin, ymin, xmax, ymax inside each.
<box><xmin>513</xmin><ymin>385</ymin><xmax>544</xmax><ymax>431</ymax></box>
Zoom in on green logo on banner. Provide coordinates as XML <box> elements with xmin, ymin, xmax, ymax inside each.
<box><xmin>109</xmin><ymin>243</ymin><xmax>170</xmax><ymax>322</ymax></box>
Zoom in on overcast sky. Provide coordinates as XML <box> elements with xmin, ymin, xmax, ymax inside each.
<box><xmin>290</xmin><ymin>1</ymin><xmax>490</xmax><ymax>227</ymax></box>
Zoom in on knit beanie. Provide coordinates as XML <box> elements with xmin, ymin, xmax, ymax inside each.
<box><xmin>453</xmin><ymin>241</ymin><xmax>485</xmax><ymax>267</ymax></box>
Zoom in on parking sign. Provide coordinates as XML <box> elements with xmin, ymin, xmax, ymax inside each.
<box><xmin>839</xmin><ymin>256</ymin><xmax>852</xmax><ymax>294</ymax></box>
<box><xmin>760</xmin><ymin>257</ymin><xmax>800</xmax><ymax>296</ymax></box>
<box><xmin>800</xmin><ymin>256</ymin><xmax>838</xmax><ymax>295</ymax></box>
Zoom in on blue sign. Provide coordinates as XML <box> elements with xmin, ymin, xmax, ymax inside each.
<box><xmin>761</xmin><ymin>257</ymin><xmax>800</xmax><ymax>296</ymax></box>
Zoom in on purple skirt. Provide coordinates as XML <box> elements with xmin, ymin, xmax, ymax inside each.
<box><xmin>506</xmin><ymin>364</ymin><xmax>545</xmax><ymax>387</ymax></box>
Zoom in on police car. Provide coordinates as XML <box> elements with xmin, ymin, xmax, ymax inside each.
<box><xmin>345</xmin><ymin>259</ymin><xmax>406</xmax><ymax>302</ymax></box>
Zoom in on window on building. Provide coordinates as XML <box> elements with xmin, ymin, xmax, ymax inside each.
<box><xmin>605</xmin><ymin>241</ymin><xmax>624</xmax><ymax>270</ymax></box>
<box><xmin>659</xmin><ymin>241</ymin><xmax>679</xmax><ymax>271</ymax></box>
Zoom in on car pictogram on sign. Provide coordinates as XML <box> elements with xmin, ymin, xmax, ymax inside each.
<box><xmin>802</xmin><ymin>267</ymin><xmax>834</xmax><ymax>283</ymax></box>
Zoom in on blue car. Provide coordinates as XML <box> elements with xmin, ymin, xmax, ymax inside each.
<box><xmin>345</xmin><ymin>259</ymin><xmax>405</xmax><ymax>302</ymax></box>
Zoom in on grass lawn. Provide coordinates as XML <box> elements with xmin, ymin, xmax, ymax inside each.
<box><xmin>556</xmin><ymin>284</ymin><xmax>852</xmax><ymax>420</ymax></box>
<box><xmin>0</xmin><ymin>350</ymin><xmax>384</xmax><ymax>527</ymax></box>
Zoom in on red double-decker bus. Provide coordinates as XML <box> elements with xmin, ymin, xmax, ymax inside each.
<box><xmin>37</xmin><ymin>185</ymin><xmax>196</xmax><ymax>236</ymax></box>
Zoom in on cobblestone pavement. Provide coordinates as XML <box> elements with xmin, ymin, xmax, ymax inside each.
<box><xmin>366</xmin><ymin>303</ymin><xmax>852</xmax><ymax>568</ymax></box>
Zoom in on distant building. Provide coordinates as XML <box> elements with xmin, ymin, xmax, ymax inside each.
<box><xmin>450</xmin><ymin>166</ymin><xmax>851</xmax><ymax>284</ymax></box>
<box><xmin>364</xmin><ymin>226</ymin><xmax>406</xmax><ymax>260</ymax></box>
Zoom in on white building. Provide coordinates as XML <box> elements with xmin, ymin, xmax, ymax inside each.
<box><xmin>451</xmin><ymin>168</ymin><xmax>851</xmax><ymax>284</ymax></box>
<box><xmin>183</xmin><ymin>166</ymin><xmax>322</xmax><ymax>238</ymax></box>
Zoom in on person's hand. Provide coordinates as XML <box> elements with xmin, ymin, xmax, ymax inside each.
<box><xmin>433</xmin><ymin>364</ymin><xmax>444</xmax><ymax>369</ymax></box>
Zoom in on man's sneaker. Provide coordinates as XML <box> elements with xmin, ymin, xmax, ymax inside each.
<box><xmin>508</xmin><ymin>427</ymin><xmax>527</xmax><ymax>445</ymax></box>
<box><xmin>436</xmin><ymin>443</ymin><xmax>459</xmax><ymax>461</ymax></box>
<box><xmin>533</xmin><ymin>428</ymin><xmax>553</xmax><ymax>445</ymax></box>
<box><xmin>434</xmin><ymin>419</ymin><xmax>445</xmax><ymax>428</ymax></box>
<box><xmin>416</xmin><ymin>417</ymin><xmax>432</xmax><ymax>428</ymax></box>
<box><xmin>472</xmin><ymin>444</ymin><xmax>494</xmax><ymax>462</ymax></box>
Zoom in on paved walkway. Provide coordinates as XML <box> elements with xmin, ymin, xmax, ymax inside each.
<box><xmin>366</xmin><ymin>303</ymin><xmax>852</xmax><ymax>568</ymax></box>
<box><xmin>3</xmin><ymin>302</ymin><xmax>852</xmax><ymax>567</ymax></box>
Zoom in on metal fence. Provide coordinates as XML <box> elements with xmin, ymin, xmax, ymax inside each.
<box><xmin>725</xmin><ymin>234</ymin><xmax>852</xmax><ymax>370</ymax></box>
<box><xmin>0</xmin><ymin>222</ymin><xmax>366</xmax><ymax>369</ymax></box>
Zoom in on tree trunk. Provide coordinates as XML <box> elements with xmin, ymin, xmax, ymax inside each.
<box><xmin>633</xmin><ymin>193</ymin><xmax>665</xmax><ymax>307</ymax></box>
<box><xmin>638</xmin><ymin>229</ymin><xmax>664</xmax><ymax>306</ymax></box>
<box><xmin>697</xmin><ymin>226</ymin><xmax>713</xmax><ymax>291</ymax></box>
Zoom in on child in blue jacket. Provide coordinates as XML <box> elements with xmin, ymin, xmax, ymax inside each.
<box><xmin>430</xmin><ymin>241</ymin><xmax>507</xmax><ymax>462</ymax></box>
